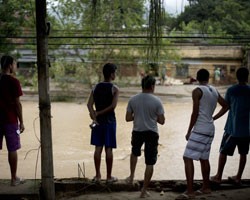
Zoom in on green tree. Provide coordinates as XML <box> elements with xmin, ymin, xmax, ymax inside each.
<box><xmin>214</xmin><ymin>0</ymin><xmax>250</xmax><ymax>36</ymax></box>
<box><xmin>49</xmin><ymin>0</ymin><xmax>157</xmax><ymax>86</ymax></box>
<box><xmin>0</xmin><ymin>0</ymin><xmax>35</xmax><ymax>53</ymax></box>
<box><xmin>174</xmin><ymin>0</ymin><xmax>250</xmax><ymax>42</ymax></box>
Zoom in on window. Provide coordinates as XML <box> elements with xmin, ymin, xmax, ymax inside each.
<box><xmin>230</xmin><ymin>65</ymin><xmax>236</xmax><ymax>74</ymax></box>
<box><xmin>176</xmin><ymin>64</ymin><xmax>188</xmax><ymax>77</ymax></box>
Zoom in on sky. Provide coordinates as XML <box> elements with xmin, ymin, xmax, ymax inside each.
<box><xmin>164</xmin><ymin>0</ymin><xmax>189</xmax><ymax>15</ymax></box>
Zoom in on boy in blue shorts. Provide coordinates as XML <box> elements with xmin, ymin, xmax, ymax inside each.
<box><xmin>87</xmin><ymin>63</ymin><xmax>119</xmax><ymax>183</ymax></box>
<box><xmin>211</xmin><ymin>67</ymin><xmax>250</xmax><ymax>185</ymax></box>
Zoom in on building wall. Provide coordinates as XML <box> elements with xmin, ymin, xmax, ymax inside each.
<box><xmin>178</xmin><ymin>46</ymin><xmax>243</xmax><ymax>59</ymax></box>
<box><xmin>16</xmin><ymin>45</ymin><xmax>246</xmax><ymax>84</ymax></box>
<box><xmin>167</xmin><ymin>45</ymin><xmax>244</xmax><ymax>84</ymax></box>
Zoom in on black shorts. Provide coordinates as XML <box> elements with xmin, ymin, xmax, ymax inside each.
<box><xmin>131</xmin><ymin>130</ymin><xmax>159</xmax><ymax>165</ymax></box>
<box><xmin>220</xmin><ymin>133</ymin><xmax>250</xmax><ymax>156</ymax></box>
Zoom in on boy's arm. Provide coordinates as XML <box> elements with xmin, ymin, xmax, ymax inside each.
<box><xmin>87</xmin><ymin>90</ymin><xmax>96</xmax><ymax>121</ymax></box>
<box><xmin>15</xmin><ymin>97</ymin><xmax>25</xmax><ymax>133</ymax></box>
<box><xmin>96</xmin><ymin>85</ymin><xmax>119</xmax><ymax>116</ymax></box>
<box><xmin>125</xmin><ymin>111</ymin><xmax>134</xmax><ymax>122</ymax></box>
<box><xmin>213</xmin><ymin>93</ymin><xmax>229</xmax><ymax>120</ymax></box>
<box><xmin>157</xmin><ymin>114</ymin><xmax>165</xmax><ymax>125</ymax></box>
<box><xmin>186</xmin><ymin>88</ymin><xmax>201</xmax><ymax>140</ymax></box>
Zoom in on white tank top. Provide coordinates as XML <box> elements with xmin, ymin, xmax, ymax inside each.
<box><xmin>193</xmin><ymin>85</ymin><xmax>218</xmax><ymax>134</ymax></box>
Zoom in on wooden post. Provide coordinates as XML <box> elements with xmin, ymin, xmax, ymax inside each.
<box><xmin>35</xmin><ymin>0</ymin><xmax>55</xmax><ymax>199</ymax></box>
<box><xmin>247</xmin><ymin>49</ymin><xmax>250</xmax><ymax>73</ymax></box>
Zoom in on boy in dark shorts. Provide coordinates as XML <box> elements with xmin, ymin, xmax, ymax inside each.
<box><xmin>0</xmin><ymin>55</ymin><xmax>25</xmax><ymax>186</ymax></box>
<box><xmin>125</xmin><ymin>75</ymin><xmax>165</xmax><ymax>198</ymax></box>
<box><xmin>87</xmin><ymin>63</ymin><xmax>119</xmax><ymax>183</ymax></box>
<box><xmin>211</xmin><ymin>67</ymin><xmax>250</xmax><ymax>185</ymax></box>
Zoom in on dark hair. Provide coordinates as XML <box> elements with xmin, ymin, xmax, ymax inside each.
<box><xmin>141</xmin><ymin>75</ymin><xmax>156</xmax><ymax>89</ymax></box>
<box><xmin>236</xmin><ymin>67</ymin><xmax>249</xmax><ymax>82</ymax></box>
<box><xmin>103</xmin><ymin>63</ymin><xmax>117</xmax><ymax>79</ymax></box>
<box><xmin>1</xmin><ymin>55</ymin><xmax>14</xmax><ymax>70</ymax></box>
<box><xmin>196</xmin><ymin>69</ymin><xmax>209</xmax><ymax>82</ymax></box>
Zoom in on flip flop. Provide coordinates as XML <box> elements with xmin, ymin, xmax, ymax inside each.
<box><xmin>106</xmin><ymin>176</ymin><xmax>118</xmax><ymax>184</ymax></box>
<box><xmin>194</xmin><ymin>189</ymin><xmax>211</xmax><ymax>196</ymax></box>
<box><xmin>92</xmin><ymin>176</ymin><xmax>101</xmax><ymax>183</ymax></box>
<box><xmin>228</xmin><ymin>176</ymin><xmax>242</xmax><ymax>186</ymax></box>
<box><xmin>140</xmin><ymin>190</ymin><xmax>150</xmax><ymax>198</ymax></box>
<box><xmin>175</xmin><ymin>193</ymin><xmax>195</xmax><ymax>200</ymax></box>
<box><xmin>11</xmin><ymin>177</ymin><xmax>25</xmax><ymax>186</ymax></box>
<box><xmin>125</xmin><ymin>176</ymin><xmax>133</xmax><ymax>184</ymax></box>
<box><xmin>210</xmin><ymin>176</ymin><xmax>221</xmax><ymax>185</ymax></box>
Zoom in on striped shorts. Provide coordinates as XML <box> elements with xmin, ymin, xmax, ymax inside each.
<box><xmin>184</xmin><ymin>131</ymin><xmax>214</xmax><ymax>160</ymax></box>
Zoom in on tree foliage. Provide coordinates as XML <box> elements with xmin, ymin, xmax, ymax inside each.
<box><xmin>173</xmin><ymin>0</ymin><xmax>250</xmax><ymax>43</ymax></box>
<box><xmin>0</xmin><ymin>0</ymin><xmax>35</xmax><ymax>54</ymax></box>
<box><xmin>48</xmin><ymin>0</ymin><xmax>169</xmax><ymax>85</ymax></box>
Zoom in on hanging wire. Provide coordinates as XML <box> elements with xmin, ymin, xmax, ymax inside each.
<box><xmin>147</xmin><ymin>0</ymin><xmax>164</xmax><ymax>64</ymax></box>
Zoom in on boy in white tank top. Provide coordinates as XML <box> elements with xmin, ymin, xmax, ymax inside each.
<box><xmin>176</xmin><ymin>69</ymin><xmax>228</xmax><ymax>199</ymax></box>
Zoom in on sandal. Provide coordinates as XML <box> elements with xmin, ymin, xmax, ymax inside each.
<box><xmin>194</xmin><ymin>189</ymin><xmax>211</xmax><ymax>196</ymax></box>
<box><xmin>175</xmin><ymin>193</ymin><xmax>195</xmax><ymax>200</ymax></box>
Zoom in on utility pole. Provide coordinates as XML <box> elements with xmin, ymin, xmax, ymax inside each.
<box><xmin>35</xmin><ymin>0</ymin><xmax>55</xmax><ymax>199</ymax></box>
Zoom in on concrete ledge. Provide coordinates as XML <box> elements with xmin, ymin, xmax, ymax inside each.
<box><xmin>54</xmin><ymin>178</ymin><xmax>250</xmax><ymax>194</ymax></box>
<box><xmin>0</xmin><ymin>179</ymin><xmax>40</xmax><ymax>200</ymax></box>
<box><xmin>1</xmin><ymin>178</ymin><xmax>250</xmax><ymax>199</ymax></box>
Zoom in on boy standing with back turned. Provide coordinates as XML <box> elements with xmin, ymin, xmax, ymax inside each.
<box><xmin>125</xmin><ymin>75</ymin><xmax>165</xmax><ymax>198</ymax></box>
<box><xmin>176</xmin><ymin>69</ymin><xmax>227</xmax><ymax>199</ymax></box>
<box><xmin>87</xmin><ymin>63</ymin><xmax>119</xmax><ymax>184</ymax></box>
<box><xmin>211</xmin><ymin>67</ymin><xmax>250</xmax><ymax>186</ymax></box>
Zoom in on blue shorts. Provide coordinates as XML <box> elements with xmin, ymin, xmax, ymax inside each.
<box><xmin>91</xmin><ymin>121</ymin><xmax>116</xmax><ymax>148</ymax></box>
<box><xmin>131</xmin><ymin>130</ymin><xmax>159</xmax><ymax>165</ymax></box>
<box><xmin>0</xmin><ymin>123</ymin><xmax>21</xmax><ymax>152</ymax></box>
<box><xmin>220</xmin><ymin>133</ymin><xmax>250</xmax><ymax>156</ymax></box>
